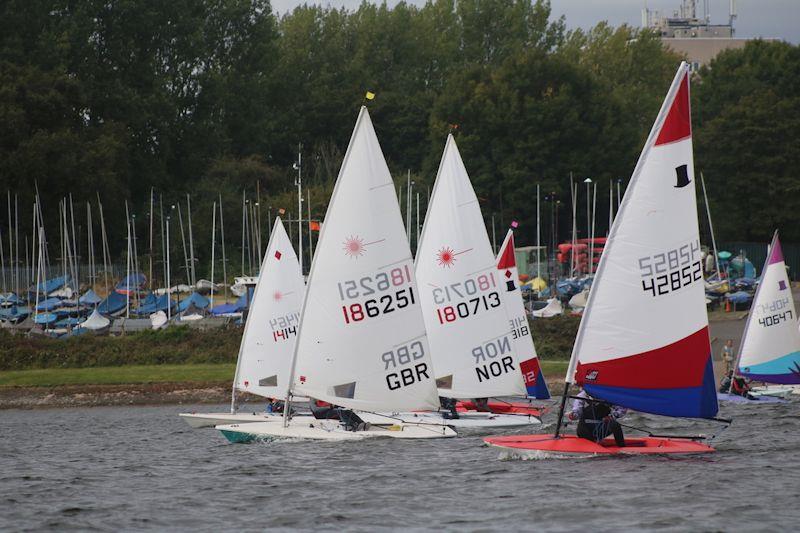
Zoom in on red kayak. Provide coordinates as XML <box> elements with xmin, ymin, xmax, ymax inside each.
<box><xmin>456</xmin><ymin>401</ymin><xmax>545</xmax><ymax>418</ymax></box>
<box><xmin>483</xmin><ymin>434</ymin><xmax>715</xmax><ymax>456</ymax></box>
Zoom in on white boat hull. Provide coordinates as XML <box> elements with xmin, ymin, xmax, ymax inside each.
<box><xmin>749</xmin><ymin>385</ymin><xmax>799</xmax><ymax>399</ymax></box>
<box><xmin>179</xmin><ymin>412</ymin><xmax>283</xmax><ymax>428</ymax></box>
<box><xmin>217</xmin><ymin>419</ymin><xmax>457</xmax><ymax>441</ymax></box>
<box><xmin>359</xmin><ymin>411</ymin><xmax>540</xmax><ymax>429</ymax></box>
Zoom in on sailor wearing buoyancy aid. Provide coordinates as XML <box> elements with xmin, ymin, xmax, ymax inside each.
<box><xmin>568</xmin><ymin>389</ymin><xmax>627</xmax><ymax>447</ymax></box>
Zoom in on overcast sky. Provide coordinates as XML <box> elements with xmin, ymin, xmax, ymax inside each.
<box><xmin>270</xmin><ymin>0</ymin><xmax>800</xmax><ymax>44</ymax></box>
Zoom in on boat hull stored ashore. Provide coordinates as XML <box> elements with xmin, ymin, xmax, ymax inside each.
<box><xmin>217</xmin><ymin>420</ymin><xmax>456</xmax><ymax>442</ymax></box>
<box><xmin>483</xmin><ymin>434</ymin><xmax>715</xmax><ymax>457</ymax></box>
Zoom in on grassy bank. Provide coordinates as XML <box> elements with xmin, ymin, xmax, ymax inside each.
<box><xmin>0</xmin><ymin>326</ymin><xmax>241</xmax><ymax>370</ymax></box>
<box><xmin>1</xmin><ymin>315</ymin><xmax>579</xmax><ymax>372</ymax></box>
<box><xmin>0</xmin><ymin>363</ymin><xmax>236</xmax><ymax>387</ymax></box>
<box><xmin>0</xmin><ymin>361</ymin><xmax>569</xmax><ymax>388</ymax></box>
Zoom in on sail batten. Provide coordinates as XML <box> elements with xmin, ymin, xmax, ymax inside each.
<box><xmin>567</xmin><ymin>62</ymin><xmax>718</xmax><ymax>419</ymax></box>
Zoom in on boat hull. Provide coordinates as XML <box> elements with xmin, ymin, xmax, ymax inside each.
<box><xmin>360</xmin><ymin>411</ymin><xmax>540</xmax><ymax>429</ymax></box>
<box><xmin>483</xmin><ymin>434</ymin><xmax>715</xmax><ymax>457</ymax></box>
<box><xmin>717</xmin><ymin>393</ymin><xmax>786</xmax><ymax>404</ymax></box>
<box><xmin>217</xmin><ymin>420</ymin><xmax>457</xmax><ymax>441</ymax></box>
<box><xmin>179</xmin><ymin>412</ymin><xmax>284</xmax><ymax>428</ymax></box>
<box><xmin>455</xmin><ymin>400</ymin><xmax>545</xmax><ymax>417</ymax></box>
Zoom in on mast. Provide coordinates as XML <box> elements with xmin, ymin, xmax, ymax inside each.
<box><xmin>306</xmin><ymin>188</ymin><xmax>312</xmax><ymax>265</ymax></box>
<box><xmin>700</xmin><ymin>172</ymin><xmax>721</xmax><ymax>277</ymax></box>
<box><xmin>210</xmin><ymin>201</ymin><xmax>216</xmax><ymax>310</ymax></box>
<box><xmin>149</xmin><ymin>188</ymin><xmax>154</xmax><ymax>290</ymax></box>
<box><xmin>14</xmin><ymin>194</ymin><xmax>19</xmax><ymax>294</ymax></box>
<box><xmin>166</xmin><ymin>213</ymin><xmax>171</xmax><ymax>320</ymax></box>
<box><xmin>295</xmin><ymin>144</ymin><xmax>303</xmax><ymax>275</ymax></box>
<box><xmin>186</xmin><ymin>194</ymin><xmax>196</xmax><ymax>286</ymax></box>
<box><xmin>219</xmin><ymin>195</ymin><xmax>227</xmax><ymax>300</ymax></box>
<box><xmin>176</xmin><ymin>202</ymin><xmax>190</xmax><ymax>286</ymax></box>
<box><xmin>125</xmin><ymin>201</ymin><xmax>131</xmax><ymax>318</ymax></box>
<box><xmin>6</xmin><ymin>192</ymin><xmax>12</xmax><ymax>294</ymax></box>
<box><xmin>590</xmin><ymin>182</ymin><xmax>597</xmax><ymax>275</ymax></box>
<box><xmin>96</xmin><ymin>193</ymin><xmax>110</xmax><ymax>295</ymax></box>
<box><xmin>536</xmin><ymin>183</ymin><xmax>541</xmax><ymax>283</ymax></box>
<box><xmin>241</xmin><ymin>191</ymin><xmax>246</xmax><ymax>276</ymax></box>
<box><xmin>69</xmin><ymin>194</ymin><xmax>78</xmax><ymax>289</ymax></box>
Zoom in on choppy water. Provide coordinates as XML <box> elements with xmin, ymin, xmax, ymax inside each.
<box><xmin>2</xmin><ymin>397</ymin><xmax>798</xmax><ymax>531</ymax></box>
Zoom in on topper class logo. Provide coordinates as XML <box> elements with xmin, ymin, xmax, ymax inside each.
<box><xmin>584</xmin><ymin>370</ymin><xmax>599</xmax><ymax>381</ymax></box>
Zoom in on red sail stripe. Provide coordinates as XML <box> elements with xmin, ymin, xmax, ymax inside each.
<box><xmin>576</xmin><ymin>327</ymin><xmax>710</xmax><ymax>389</ymax></box>
<box><xmin>497</xmin><ymin>233</ymin><xmax>516</xmax><ymax>270</ymax></box>
<box><xmin>654</xmin><ymin>72</ymin><xmax>691</xmax><ymax>146</ymax></box>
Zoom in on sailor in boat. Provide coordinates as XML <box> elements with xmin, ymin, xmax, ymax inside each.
<box><xmin>439</xmin><ymin>397</ymin><xmax>460</xmax><ymax>419</ymax></box>
<box><xmin>309</xmin><ymin>399</ymin><xmax>370</xmax><ymax>431</ymax></box>
<box><xmin>719</xmin><ymin>371</ymin><xmax>756</xmax><ymax>399</ymax></box>
<box><xmin>472</xmin><ymin>397</ymin><xmax>491</xmax><ymax>412</ymax></box>
<box><xmin>568</xmin><ymin>389</ymin><xmax>627</xmax><ymax>447</ymax></box>
<box><xmin>265</xmin><ymin>398</ymin><xmax>286</xmax><ymax>414</ymax></box>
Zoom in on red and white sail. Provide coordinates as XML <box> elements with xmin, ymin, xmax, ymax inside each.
<box><xmin>496</xmin><ymin>229</ymin><xmax>550</xmax><ymax>399</ymax></box>
<box><xmin>416</xmin><ymin>135</ymin><xmax>527</xmax><ymax>399</ymax></box>
<box><xmin>566</xmin><ymin>62</ymin><xmax>718</xmax><ymax>418</ymax></box>
<box><xmin>232</xmin><ymin>217</ymin><xmax>304</xmax><ymax>400</ymax></box>
<box><xmin>290</xmin><ymin>107</ymin><xmax>439</xmax><ymax>412</ymax></box>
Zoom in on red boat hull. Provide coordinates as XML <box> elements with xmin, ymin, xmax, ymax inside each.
<box><xmin>456</xmin><ymin>401</ymin><xmax>544</xmax><ymax>417</ymax></box>
<box><xmin>483</xmin><ymin>434</ymin><xmax>715</xmax><ymax>455</ymax></box>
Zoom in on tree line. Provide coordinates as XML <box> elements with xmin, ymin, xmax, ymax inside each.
<box><xmin>0</xmin><ymin>0</ymin><xmax>797</xmax><ymax>280</ymax></box>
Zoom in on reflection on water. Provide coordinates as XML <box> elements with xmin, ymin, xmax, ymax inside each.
<box><xmin>1</xmin><ymin>399</ymin><xmax>798</xmax><ymax>530</ymax></box>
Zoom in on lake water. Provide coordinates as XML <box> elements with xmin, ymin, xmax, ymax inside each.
<box><xmin>1</xmin><ymin>397</ymin><xmax>798</xmax><ymax>531</ymax></box>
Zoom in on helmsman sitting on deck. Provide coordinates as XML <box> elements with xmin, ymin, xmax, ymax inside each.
<box><xmin>568</xmin><ymin>389</ymin><xmax>627</xmax><ymax>447</ymax></box>
<box><xmin>309</xmin><ymin>399</ymin><xmax>369</xmax><ymax>431</ymax></box>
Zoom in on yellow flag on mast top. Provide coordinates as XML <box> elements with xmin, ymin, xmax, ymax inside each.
<box><xmin>365</xmin><ymin>91</ymin><xmax>375</xmax><ymax>100</ymax></box>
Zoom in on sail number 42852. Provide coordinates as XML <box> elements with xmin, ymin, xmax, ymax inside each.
<box><xmin>638</xmin><ymin>239</ymin><xmax>702</xmax><ymax>297</ymax></box>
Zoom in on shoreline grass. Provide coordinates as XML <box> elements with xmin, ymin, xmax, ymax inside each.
<box><xmin>0</xmin><ymin>363</ymin><xmax>236</xmax><ymax>388</ymax></box>
<box><xmin>0</xmin><ymin>361</ymin><xmax>569</xmax><ymax>388</ymax></box>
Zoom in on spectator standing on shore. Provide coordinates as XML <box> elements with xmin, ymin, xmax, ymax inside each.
<box><xmin>721</xmin><ymin>339</ymin><xmax>735</xmax><ymax>375</ymax></box>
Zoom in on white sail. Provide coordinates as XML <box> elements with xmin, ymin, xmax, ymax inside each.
<box><xmin>290</xmin><ymin>107</ymin><xmax>439</xmax><ymax>412</ymax></box>
<box><xmin>737</xmin><ymin>232</ymin><xmax>800</xmax><ymax>384</ymax></box>
<box><xmin>416</xmin><ymin>135</ymin><xmax>526</xmax><ymax>398</ymax></box>
<box><xmin>496</xmin><ymin>229</ymin><xmax>550</xmax><ymax>398</ymax></box>
<box><xmin>564</xmin><ymin>61</ymin><xmax>717</xmax><ymax>418</ymax></box>
<box><xmin>232</xmin><ymin>217</ymin><xmax>304</xmax><ymax>399</ymax></box>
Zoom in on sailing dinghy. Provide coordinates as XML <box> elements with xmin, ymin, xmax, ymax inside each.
<box><xmin>721</xmin><ymin>231</ymin><xmax>800</xmax><ymax>402</ymax></box>
<box><xmin>401</xmin><ymin>135</ymin><xmax>541</xmax><ymax>429</ymax></box>
<box><xmin>180</xmin><ymin>217</ymin><xmax>310</xmax><ymax>428</ymax></box>
<box><xmin>217</xmin><ymin>108</ymin><xmax>456</xmax><ymax>441</ymax></box>
<box><xmin>450</xmin><ymin>229</ymin><xmax>551</xmax><ymax>418</ymax></box>
<box><xmin>485</xmin><ymin>62</ymin><xmax>721</xmax><ymax>456</ymax></box>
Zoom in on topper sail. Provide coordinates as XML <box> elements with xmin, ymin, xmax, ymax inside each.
<box><xmin>485</xmin><ymin>62</ymin><xmax>719</xmax><ymax>456</ymax></box>
<box><xmin>496</xmin><ymin>229</ymin><xmax>550</xmax><ymax>399</ymax></box>
<box><xmin>416</xmin><ymin>135</ymin><xmax>527</xmax><ymax>399</ymax></box>
<box><xmin>737</xmin><ymin>232</ymin><xmax>800</xmax><ymax>384</ymax></box>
